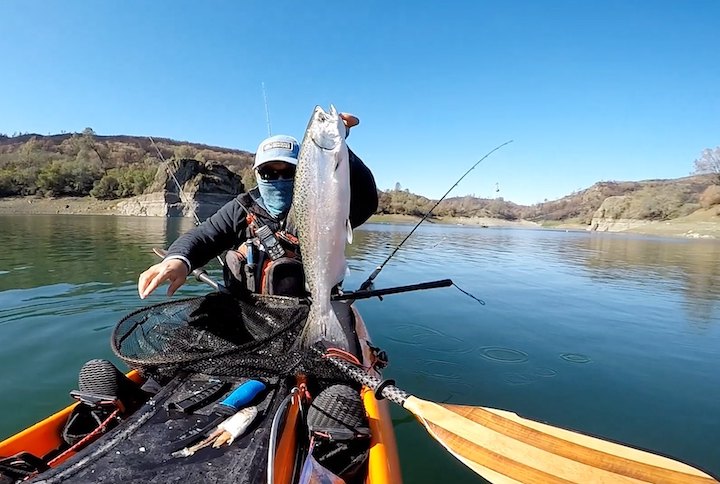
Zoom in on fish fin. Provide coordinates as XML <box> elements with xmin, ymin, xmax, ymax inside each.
<box><xmin>212</xmin><ymin>432</ymin><xmax>231</xmax><ymax>448</ymax></box>
<box><xmin>346</xmin><ymin>219</ymin><xmax>353</xmax><ymax>244</ymax></box>
<box><xmin>300</xmin><ymin>305</ymin><xmax>350</xmax><ymax>352</ymax></box>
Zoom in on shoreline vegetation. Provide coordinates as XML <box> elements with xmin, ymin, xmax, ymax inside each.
<box><xmin>2</xmin><ymin>132</ymin><xmax>719</xmax><ymax>240</ymax></box>
<box><xmin>2</xmin><ymin>195</ymin><xmax>718</xmax><ymax>239</ymax></box>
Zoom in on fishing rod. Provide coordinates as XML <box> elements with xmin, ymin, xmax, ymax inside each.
<box><xmin>335</xmin><ymin>279</ymin><xmax>453</xmax><ymax>301</ymax></box>
<box><xmin>149</xmin><ymin>137</ymin><xmax>202</xmax><ymax>226</ymax></box>
<box><xmin>152</xmin><ymin>248</ymin><xmax>227</xmax><ymax>292</ymax></box>
<box><xmin>148</xmin><ymin>137</ymin><xmax>225</xmax><ymax>266</ymax></box>
<box><xmin>151</xmin><ymin>247</ymin><xmax>451</xmax><ymax>301</ymax></box>
<box><xmin>261</xmin><ymin>82</ymin><xmax>272</xmax><ymax>137</ymax></box>
<box><xmin>358</xmin><ymin>140</ymin><xmax>513</xmax><ymax>292</ymax></box>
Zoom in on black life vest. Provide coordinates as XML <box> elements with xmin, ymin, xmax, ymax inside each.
<box><xmin>223</xmin><ymin>193</ymin><xmax>305</xmax><ymax>297</ymax></box>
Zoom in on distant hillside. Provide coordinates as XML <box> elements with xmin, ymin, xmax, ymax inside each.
<box><xmin>377</xmin><ymin>175</ymin><xmax>718</xmax><ymax>225</ymax></box>
<box><xmin>519</xmin><ymin>176</ymin><xmax>718</xmax><ymax>224</ymax></box>
<box><xmin>0</xmin><ymin>130</ymin><xmax>255</xmax><ymax>199</ymax></box>
<box><xmin>0</xmin><ymin>132</ymin><xmax>253</xmax><ymax>163</ymax></box>
<box><xmin>1</xmin><ymin>131</ymin><xmax>718</xmax><ymax>224</ymax></box>
<box><xmin>377</xmin><ymin>190</ymin><xmax>525</xmax><ymax>220</ymax></box>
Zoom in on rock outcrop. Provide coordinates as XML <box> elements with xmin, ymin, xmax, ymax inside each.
<box><xmin>117</xmin><ymin>159</ymin><xmax>244</xmax><ymax>219</ymax></box>
<box><xmin>588</xmin><ymin>195</ymin><xmax>651</xmax><ymax>232</ymax></box>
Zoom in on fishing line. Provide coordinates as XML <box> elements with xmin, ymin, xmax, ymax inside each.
<box><xmin>452</xmin><ymin>283</ymin><xmax>485</xmax><ymax>305</ymax></box>
<box><xmin>148</xmin><ymin>137</ymin><xmax>225</xmax><ymax>266</ymax></box>
<box><xmin>358</xmin><ymin>140</ymin><xmax>513</xmax><ymax>298</ymax></box>
<box><xmin>149</xmin><ymin>137</ymin><xmax>202</xmax><ymax>226</ymax></box>
<box><xmin>91</xmin><ymin>146</ymin><xmax>108</xmax><ymax>174</ymax></box>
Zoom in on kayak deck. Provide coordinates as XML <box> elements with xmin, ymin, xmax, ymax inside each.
<box><xmin>0</xmin><ymin>298</ymin><xmax>401</xmax><ymax>483</ymax></box>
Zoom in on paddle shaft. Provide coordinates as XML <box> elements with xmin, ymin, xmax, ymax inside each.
<box><xmin>319</xmin><ymin>350</ymin><xmax>409</xmax><ymax>404</ymax></box>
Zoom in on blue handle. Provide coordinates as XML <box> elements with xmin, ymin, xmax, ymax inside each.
<box><xmin>219</xmin><ymin>380</ymin><xmax>266</xmax><ymax>410</ymax></box>
<box><xmin>246</xmin><ymin>241</ymin><xmax>254</xmax><ymax>265</ymax></box>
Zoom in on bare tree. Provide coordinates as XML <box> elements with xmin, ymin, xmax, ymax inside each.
<box><xmin>694</xmin><ymin>147</ymin><xmax>720</xmax><ymax>184</ymax></box>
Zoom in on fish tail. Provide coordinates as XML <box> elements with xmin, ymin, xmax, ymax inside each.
<box><xmin>300</xmin><ymin>304</ymin><xmax>350</xmax><ymax>351</ymax></box>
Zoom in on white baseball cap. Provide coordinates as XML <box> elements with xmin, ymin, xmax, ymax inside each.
<box><xmin>253</xmin><ymin>135</ymin><xmax>300</xmax><ymax>169</ymax></box>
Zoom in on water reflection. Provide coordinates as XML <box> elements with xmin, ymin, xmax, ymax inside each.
<box><xmin>559</xmin><ymin>233</ymin><xmax>720</xmax><ymax>326</ymax></box>
<box><xmin>3</xmin><ymin>217</ymin><xmax>716</xmax><ymax>327</ymax></box>
<box><xmin>355</xmin><ymin>224</ymin><xmax>720</xmax><ymax>327</ymax></box>
<box><xmin>0</xmin><ymin>215</ymin><xmax>196</xmax><ymax>290</ymax></box>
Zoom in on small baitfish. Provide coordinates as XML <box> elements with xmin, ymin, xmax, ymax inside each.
<box><xmin>171</xmin><ymin>406</ymin><xmax>258</xmax><ymax>458</ymax></box>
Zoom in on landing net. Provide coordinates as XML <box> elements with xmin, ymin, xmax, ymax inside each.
<box><xmin>111</xmin><ymin>293</ymin><xmax>341</xmax><ymax>382</ymax></box>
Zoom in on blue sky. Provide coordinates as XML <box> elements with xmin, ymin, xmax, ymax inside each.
<box><xmin>1</xmin><ymin>1</ymin><xmax>718</xmax><ymax>205</ymax></box>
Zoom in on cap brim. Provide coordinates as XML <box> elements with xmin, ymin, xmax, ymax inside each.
<box><xmin>253</xmin><ymin>155</ymin><xmax>299</xmax><ymax>169</ymax></box>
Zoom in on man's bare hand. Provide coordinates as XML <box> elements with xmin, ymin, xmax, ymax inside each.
<box><xmin>138</xmin><ymin>259</ymin><xmax>190</xmax><ymax>299</ymax></box>
<box><xmin>340</xmin><ymin>112</ymin><xmax>359</xmax><ymax>138</ymax></box>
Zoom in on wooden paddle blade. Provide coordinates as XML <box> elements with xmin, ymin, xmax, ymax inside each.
<box><xmin>402</xmin><ymin>397</ymin><xmax>717</xmax><ymax>484</ymax></box>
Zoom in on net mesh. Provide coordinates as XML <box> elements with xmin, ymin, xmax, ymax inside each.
<box><xmin>111</xmin><ymin>292</ymin><xmax>342</xmax><ymax>382</ymax></box>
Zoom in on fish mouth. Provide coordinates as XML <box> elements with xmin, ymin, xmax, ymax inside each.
<box><xmin>311</xmin><ymin>105</ymin><xmax>343</xmax><ymax>150</ymax></box>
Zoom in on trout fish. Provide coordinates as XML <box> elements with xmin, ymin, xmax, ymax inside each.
<box><xmin>291</xmin><ymin>105</ymin><xmax>352</xmax><ymax>351</ymax></box>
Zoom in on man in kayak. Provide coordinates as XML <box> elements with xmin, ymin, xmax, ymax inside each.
<box><xmin>137</xmin><ymin>113</ymin><xmax>377</xmax><ymax>299</ymax></box>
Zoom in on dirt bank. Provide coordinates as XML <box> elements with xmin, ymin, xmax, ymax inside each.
<box><xmin>367</xmin><ymin>213</ymin><xmax>539</xmax><ymax>228</ymax></box>
<box><xmin>0</xmin><ymin>196</ymin><xmax>122</xmax><ymax>216</ymax></box>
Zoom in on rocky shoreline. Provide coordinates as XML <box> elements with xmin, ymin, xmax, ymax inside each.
<box><xmin>1</xmin><ymin>196</ymin><xmax>718</xmax><ymax>239</ymax></box>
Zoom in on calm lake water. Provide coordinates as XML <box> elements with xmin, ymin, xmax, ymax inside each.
<box><xmin>1</xmin><ymin>214</ymin><xmax>719</xmax><ymax>482</ymax></box>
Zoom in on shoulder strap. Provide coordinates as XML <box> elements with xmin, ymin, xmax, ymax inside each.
<box><xmin>237</xmin><ymin>190</ymin><xmax>300</xmax><ymax>254</ymax></box>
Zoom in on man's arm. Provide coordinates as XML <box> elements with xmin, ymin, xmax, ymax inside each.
<box><xmin>348</xmin><ymin>148</ymin><xmax>378</xmax><ymax>228</ymax></box>
<box><xmin>138</xmin><ymin>196</ymin><xmax>247</xmax><ymax>298</ymax></box>
<box><xmin>165</xmin><ymin>197</ymin><xmax>247</xmax><ymax>270</ymax></box>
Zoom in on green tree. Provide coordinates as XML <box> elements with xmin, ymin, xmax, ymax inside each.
<box><xmin>37</xmin><ymin>160</ymin><xmax>103</xmax><ymax>196</ymax></box>
<box><xmin>0</xmin><ymin>169</ymin><xmax>20</xmax><ymax>196</ymax></box>
<box><xmin>91</xmin><ymin>166</ymin><xmax>157</xmax><ymax>199</ymax></box>
<box><xmin>19</xmin><ymin>137</ymin><xmax>42</xmax><ymax>163</ymax></box>
<box><xmin>90</xmin><ymin>173</ymin><xmax>120</xmax><ymax>199</ymax></box>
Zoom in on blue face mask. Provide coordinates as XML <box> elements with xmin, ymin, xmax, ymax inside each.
<box><xmin>256</xmin><ymin>178</ymin><xmax>294</xmax><ymax>217</ymax></box>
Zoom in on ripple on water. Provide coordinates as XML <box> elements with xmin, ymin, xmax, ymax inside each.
<box><xmin>386</xmin><ymin>323</ymin><xmax>473</xmax><ymax>354</ymax></box>
<box><xmin>416</xmin><ymin>358</ymin><xmax>464</xmax><ymax>382</ymax></box>
<box><xmin>504</xmin><ymin>373</ymin><xmax>536</xmax><ymax>385</ymax></box>
<box><xmin>416</xmin><ymin>369</ymin><xmax>464</xmax><ymax>383</ymax></box>
<box><xmin>533</xmin><ymin>367</ymin><xmax>558</xmax><ymax>377</ymax></box>
<box><xmin>560</xmin><ymin>353</ymin><xmax>592</xmax><ymax>364</ymax></box>
<box><xmin>503</xmin><ymin>367</ymin><xmax>558</xmax><ymax>386</ymax></box>
<box><xmin>480</xmin><ymin>346</ymin><xmax>529</xmax><ymax>363</ymax></box>
<box><xmin>393</xmin><ymin>323</ymin><xmax>463</xmax><ymax>341</ymax></box>
<box><xmin>423</xmin><ymin>358</ymin><xmax>460</xmax><ymax>367</ymax></box>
